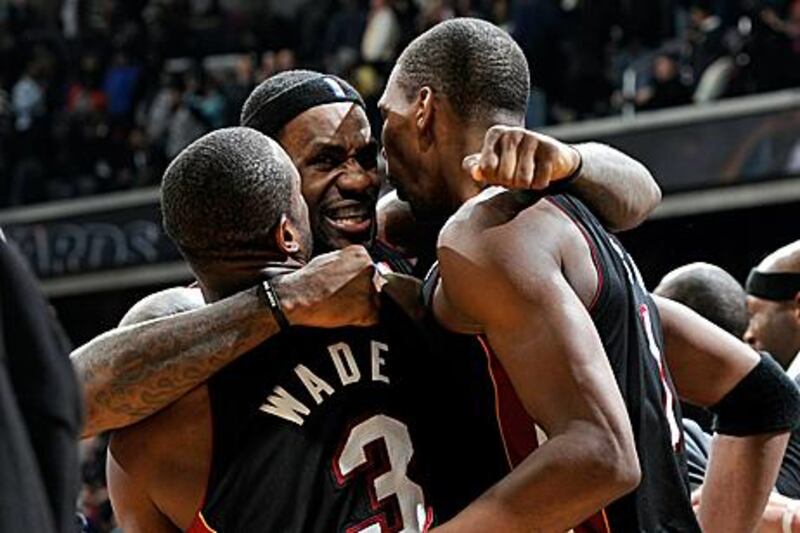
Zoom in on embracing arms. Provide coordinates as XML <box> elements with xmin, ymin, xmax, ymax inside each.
<box><xmin>465</xmin><ymin>126</ymin><xmax>661</xmax><ymax>231</ymax></box>
<box><xmin>72</xmin><ymin>246</ymin><xmax>379</xmax><ymax>437</ymax></box>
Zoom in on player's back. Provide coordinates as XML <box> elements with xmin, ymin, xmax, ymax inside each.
<box><xmin>547</xmin><ymin>193</ymin><xmax>700</xmax><ymax>532</ymax></box>
<box><xmin>187</xmin><ymin>288</ymin><xmax>435</xmax><ymax>533</ymax></box>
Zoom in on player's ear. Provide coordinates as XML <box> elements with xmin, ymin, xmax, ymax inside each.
<box><xmin>793</xmin><ymin>291</ymin><xmax>800</xmax><ymax>323</ymax></box>
<box><xmin>274</xmin><ymin>214</ymin><xmax>301</xmax><ymax>255</ymax></box>
<box><xmin>416</xmin><ymin>86</ymin><xmax>435</xmax><ymax>148</ymax></box>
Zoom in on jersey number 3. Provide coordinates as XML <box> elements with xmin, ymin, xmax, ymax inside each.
<box><xmin>333</xmin><ymin>415</ymin><xmax>428</xmax><ymax>533</ymax></box>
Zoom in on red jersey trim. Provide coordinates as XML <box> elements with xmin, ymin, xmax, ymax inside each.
<box><xmin>545</xmin><ymin>197</ymin><xmax>605</xmax><ymax>313</ymax></box>
<box><xmin>185</xmin><ymin>512</ymin><xmax>217</xmax><ymax>533</ymax></box>
<box><xmin>477</xmin><ymin>335</ymin><xmax>539</xmax><ymax>469</ymax></box>
<box><xmin>574</xmin><ymin>508</ymin><xmax>612</xmax><ymax>533</ymax></box>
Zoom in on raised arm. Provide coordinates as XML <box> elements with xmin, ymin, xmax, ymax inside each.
<box><xmin>431</xmin><ymin>214</ymin><xmax>639</xmax><ymax>531</ymax></box>
<box><xmin>656</xmin><ymin>295</ymin><xmax>800</xmax><ymax>532</ymax></box>
<box><xmin>569</xmin><ymin>141</ymin><xmax>661</xmax><ymax>231</ymax></box>
<box><xmin>72</xmin><ymin>246</ymin><xmax>378</xmax><ymax>438</ymax></box>
<box><xmin>464</xmin><ymin>126</ymin><xmax>661</xmax><ymax>231</ymax></box>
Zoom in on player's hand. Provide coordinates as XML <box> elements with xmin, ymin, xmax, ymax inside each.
<box><xmin>463</xmin><ymin>125</ymin><xmax>581</xmax><ymax>190</ymax></box>
<box><xmin>756</xmin><ymin>493</ymin><xmax>800</xmax><ymax>533</ymax></box>
<box><xmin>273</xmin><ymin>245</ymin><xmax>380</xmax><ymax>328</ymax></box>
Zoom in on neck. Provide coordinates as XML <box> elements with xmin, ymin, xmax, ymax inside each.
<box><xmin>196</xmin><ymin>254</ymin><xmax>304</xmax><ymax>303</ymax></box>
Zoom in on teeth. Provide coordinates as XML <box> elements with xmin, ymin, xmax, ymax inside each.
<box><xmin>333</xmin><ymin>216</ymin><xmax>366</xmax><ymax>224</ymax></box>
<box><xmin>329</xmin><ymin>212</ymin><xmax>367</xmax><ymax>221</ymax></box>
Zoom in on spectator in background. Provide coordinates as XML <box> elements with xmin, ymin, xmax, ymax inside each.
<box><xmin>165</xmin><ymin>67</ymin><xmax>226</xmax><ymax>158</ymax></box>
<box><xmin>223</xmin><ymin>54</ymin><xmax>256</xmax><ymax>126</ymax></box>
<box><xmin>362</xmin><ymin>0</ymin><xmax>402</xmax><ymax>63</ymax></box>
<box><xmin>688</xmin><ymin>0</ymin><xmax>727</xmax><ymax>77</ymax></box>
<box><xmin>102</xmin><ymin>52</ymin><xmax>141</xmax><ymax>126</ymax></box>
<box><xmin>323</xmin><ymin>0</ymin><xmax>367</xmax><ymax>75</ymax></box>
<box><xmin>9</xmin><ymin>56</ymin><xmax>51</xmax><ymax>205</ymax></box>
<box><xmin>638</xmin><ymin>53</ymin><xmax>693</xmax><ymax>110</ymax></box>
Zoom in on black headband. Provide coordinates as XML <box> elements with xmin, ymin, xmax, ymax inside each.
<box><xmin>241</xmin><ymin>75</ymin><xmax>365</xmax><ymax>136</ymax></box>
<box><xmin>746</xmin><ymin>269</ymin><xmax>800</xmax><ymax>301</ymax></box>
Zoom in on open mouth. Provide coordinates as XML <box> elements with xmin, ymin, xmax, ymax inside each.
<box><xmin>323</xmin><ymin>202</ymin><xmax>373</xmax><ymax>234</ymax></box>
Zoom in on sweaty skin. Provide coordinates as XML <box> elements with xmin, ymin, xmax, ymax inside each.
<box><xmin>72</xmin><ymin>103</ymin><xmax>662</xmax><ymax>438</ymax></box>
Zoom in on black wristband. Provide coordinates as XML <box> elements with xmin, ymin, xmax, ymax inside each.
<box><xmin>258</xmin><ymin>279</ymin><xmax>291</xmax><ymax>331</ymax></box>
<box><xmin>710</xmin><ymin>353</ymin><xmax>800</xmax><ymax>436</ymax></box>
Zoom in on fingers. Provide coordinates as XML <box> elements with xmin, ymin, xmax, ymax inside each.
<box><xmin>479</xmin><ymin>126</ymin><xmax>502</xmax><ymax>180</ymax></box>
<box><xmin>513</xmin><ymin>133</ymin><xmax>537</xmax><ymax>189</ymax></box>
<box><xmin>471</xmin><ymin>126</ymin><xmax>580</xmax><ymax>191</ymax></box>
<box><xmin>496</xmin><ymin>130</ymin><xmax>523</xmax><ymax>187</ymax></box>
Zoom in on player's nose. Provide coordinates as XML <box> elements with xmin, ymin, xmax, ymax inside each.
<box><xmin>336</xmin><ymin>164</ymin><xmax>376</xmax><ymax>193</ymax></box>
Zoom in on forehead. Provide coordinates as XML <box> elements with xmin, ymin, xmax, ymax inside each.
<box><xmin>280</xmin><ymin>102</ymin><xmax>371</xmax><ymax>155</ymax></box>
<box><xmin>747</xmin><ymin>295</ymin><xmax>781</xmax><ymax>315</ymax></box>
<box><xmin>379</xmin><ymin>67</ymin><xmax>407</xmax><ymax>109</ymax></box>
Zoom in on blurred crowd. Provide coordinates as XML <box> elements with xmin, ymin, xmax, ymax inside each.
<box><xmin>1</xmin><ymin>0</ymin><xmax>799</xmax><ymax>207</ymax></box>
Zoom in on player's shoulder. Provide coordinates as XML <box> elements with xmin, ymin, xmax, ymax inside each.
<box><xmin>119</xmin><ymin>286</ymin><xmax>205</xmax><ymax>327</ymax></box>
<box><xmin>438</xmin><ymin>187</ymin><xmax>562</xmax><ymax>261</ymax></box>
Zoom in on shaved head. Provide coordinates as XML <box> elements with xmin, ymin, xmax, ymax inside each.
<box><xmin>655</xmin><ymin>262</ymin><xmax>748</xmax><ymax>338</ymax></box>
<box><xmin>745</xmin><ymin>240</ymin><xmax>800</xmax><ymax>368</ymax></box>
<box><xmin>758</xmin><ymin>240</ymin><xmax>800</xmax><ymax>274</ymax></box>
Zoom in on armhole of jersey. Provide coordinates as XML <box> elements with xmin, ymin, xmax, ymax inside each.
<box><xmin>477</xmin><ymin>335</ymin><xmax>539</xmax><ymax>470</ymax></box>
<box><xmin>544</xmin><ymin>197</ymin><xmax>605</xmax><ymax>314</ymax></box>
<box><xmin>185</xmin><ymin>512</ymin><xmax>217</xmax><ymax>533</ymax></box>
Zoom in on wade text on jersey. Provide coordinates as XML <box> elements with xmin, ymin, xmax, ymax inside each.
<box><xmin>259</xmin><ymin>339</ymin><xmax>392</xmax><ymax>426</ymax></box>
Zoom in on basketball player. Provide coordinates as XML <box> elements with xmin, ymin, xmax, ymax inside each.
<box><xmin>745</xmin><ymin>239</ymin><xmax>800</xmax><ymax>376</ymax></box>
<box><xmin>108</xmin><ymin>128</ymin><xmax>440</xmax><ymax>532</ymax></box>
<box><xmin>73</xmin><ymin>70</ymin><xmax>661</xmax><ymax>438</ymax></box>
<box><xmin>378</xmin><ymin>18</ymin><xmax>800</xmax><ymax>532</ymax></box>
<box><xmin>656</xmin><ymin>262</ymin><xmax>800</xmax><ymax>530</ymax></box>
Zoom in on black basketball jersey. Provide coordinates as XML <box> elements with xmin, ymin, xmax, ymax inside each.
<box><xmin>547</xmin><ymin>194</ymin><xmax>700</xmax><ymax>532</ymax></box>
<box><xmin>187</xmin><ymin>283</ymin><xmax>545</xmax><ymax>531</ymax></box>
<box><xmin>419</xmin><ymin>193</ymin><xmax>700</xmax><ymax>532</ymax></box>
<box><xmin>188</xmin><ymin>293</ymin><xmax>435</xmax><ymax>533</ymax></box>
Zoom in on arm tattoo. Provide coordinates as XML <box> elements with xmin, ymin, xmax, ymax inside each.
<box><xmin>73</xmin><ymin>287</ymin><xmax>278</xmax><ymax>437</ymax></box>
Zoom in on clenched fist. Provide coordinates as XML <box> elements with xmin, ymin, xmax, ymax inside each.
<box><xmin>463</xmin><ymin>125</ymin><xmax>582</xmax><ymax>190</ymax></box>
<box><xmin>272</xmin><ymin>245</ymin><xmax>381</xmax><ymax>328</ymax></box>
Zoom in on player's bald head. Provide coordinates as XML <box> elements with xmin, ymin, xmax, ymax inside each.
<box><xmin>744</xmin><ymin>240</ymin><xmax>800</xmax><ymax>367</ymax></box>
<box><xmin>757</xmin><ymin>240</ymin><xmax>800</xmax><ymax>274</ymax></box>
<box><xmin>394</xmin><ymin>18</ymin><xmax>529</xmax><ymax>125</ymax></box>
<box><xmin>655</xmin><ymin>262</ymin><xmax>748</xmax><ymax>338</ymax></box>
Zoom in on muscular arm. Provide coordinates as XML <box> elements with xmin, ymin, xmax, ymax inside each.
<box><xmin>432</xmin><ymin>206</ymin><xmax>640</xmax><ymax>532</ymax></box>
<box><xmin>569</xmin><ymin>142</ymin><xmax>661</xmax><ymax>232</ymax></box>
<box><xmin>72</xmin><ymin>246</ymin><xmax>379</xmax><ymax>438</ymax></box>
<box><xmin>656</xmin><ymin>296</ymin><xmax>791</xmax><ymax>532</ymax></box>
<box><xmin>72</xmin><ymin>286</ymin><xmax>275</xmax><ymax>438</ymax></box>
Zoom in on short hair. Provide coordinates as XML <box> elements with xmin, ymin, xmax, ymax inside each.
<box><xmin>161</xmin><ymin>127</ymin><xmax>296</xmax><ymax>260</ymax></box>
<box><xmin>655</xmin><ymin>263</ymin><xmax>749</xmax><ymax>338</ymax></box>
<box><xmin>396</xmin><ymin>18</ymin><xmax>530</xmax><ymax>123</ymax></box>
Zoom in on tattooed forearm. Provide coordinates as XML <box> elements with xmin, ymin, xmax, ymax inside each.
<box><xmin>72</xmin><ymin>287</ymin><xmax>278</xmax><ymax>437</ymax></box>
<box><xmin>569</xmin><ymin>142</ymin><xmax>662</xmax><ymax>232</ymax></box>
